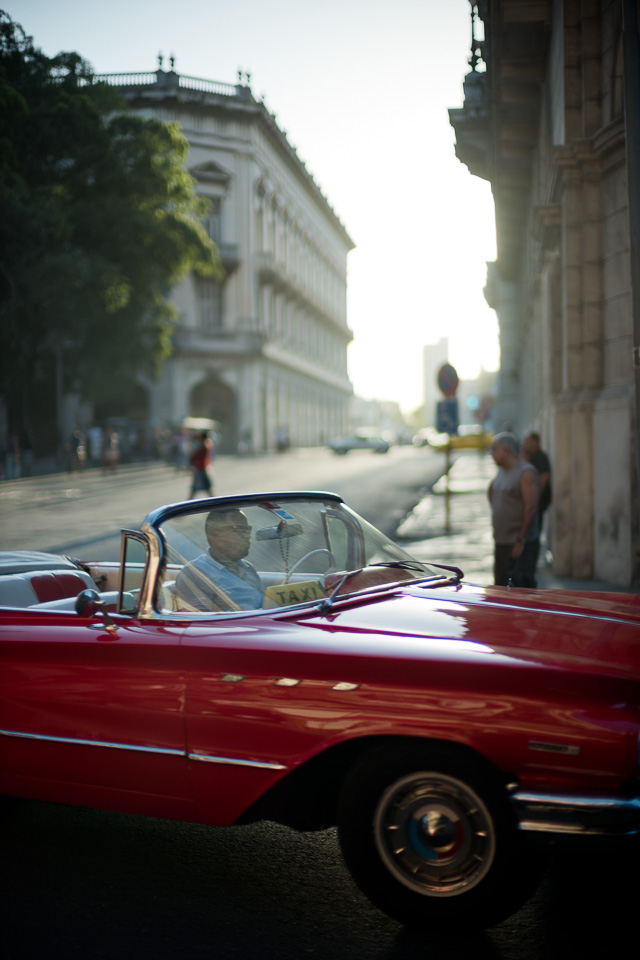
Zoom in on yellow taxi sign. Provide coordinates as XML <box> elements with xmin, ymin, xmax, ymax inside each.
<box><xmin>265</xmin><ymin>581</ymin><xmax>325</xmax><ymax>606</ymax></box>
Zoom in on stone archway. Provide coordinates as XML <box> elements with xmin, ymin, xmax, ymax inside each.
<box><xmin>189</xmin><ymin>377</ymin><xmax>236</xmax><ymax>453</ymax></box>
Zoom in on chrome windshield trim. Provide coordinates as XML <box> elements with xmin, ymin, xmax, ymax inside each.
<box><xmin>188</xmin><ymin>752</ymin><xmax>287</xmax><ymax>770</ymax></box>
<box><xmin>0</xmin><ymin>728</ymin><xmax>183</xmax><ymax>757</ymax></box>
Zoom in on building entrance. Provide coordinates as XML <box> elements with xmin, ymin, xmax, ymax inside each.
<box><xmin>189</xmin><ymin>378</ymin><xmax>236</xmax><ymax>453</ymax></box>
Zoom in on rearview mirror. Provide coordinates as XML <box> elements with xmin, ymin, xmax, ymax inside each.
<box><xmin>256</xmin><ymin>521</ymin><xmax>304</xmax><ymax>541</ymax></box>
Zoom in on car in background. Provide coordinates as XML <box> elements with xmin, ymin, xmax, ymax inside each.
<box><xmin>412</xmin><ymin>427</ymin><xmax>441</xmax><ymax>447</ymax></box>
<box><xmin>328</xmin><ymin>429</ymin><xmax>390</xmax><ymax>454</ymax></box>
<box><xmin>1</xmin><ymin>490</ymin><xmax>639</xmax><ymax>931</ymax></box>
<box><xmin>413</xmin><ymin>424</ymin><xmax>492</xmax><ymax>451</ymax></box>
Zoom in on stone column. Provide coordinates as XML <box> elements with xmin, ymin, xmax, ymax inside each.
<box><xmin>484</xmin><ymin>264</ymin><xmax>521</xmax><ymax>431</ymax></box>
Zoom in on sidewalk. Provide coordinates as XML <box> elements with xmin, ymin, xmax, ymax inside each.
<box><xmin>396</xmin><ymin>452</ymin><xmax>627</xmax><ymax>593</ymax></box>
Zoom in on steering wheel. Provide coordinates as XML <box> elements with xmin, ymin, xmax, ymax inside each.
<box><xmin>286</xmin><ymin>549</ymin><xmax>336</xmax><ymax>579</ymax></box>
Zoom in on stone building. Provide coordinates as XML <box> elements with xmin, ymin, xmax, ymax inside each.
<box><xmin>96</xmin><ymin>63</ymin><xmax>354</xmax><ymax>453</ymax></box>
<box><xmin>450</xmin><ymin>1</ymin><xmax>639</xmax><ymax>586</ymax></box>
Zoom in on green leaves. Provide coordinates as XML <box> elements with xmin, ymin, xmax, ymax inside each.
<box><xmin>0</xmin><ymin>11</ymin><xmax>222</xmax><ymax>425</ymax></box>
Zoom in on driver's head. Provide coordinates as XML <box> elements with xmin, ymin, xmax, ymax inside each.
<box><xmin>205</xmin><ymin>508</ymin><xmax>252</xmax><ymax>563</ymax></box>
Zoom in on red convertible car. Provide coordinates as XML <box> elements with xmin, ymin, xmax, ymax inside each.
<box><xmin>1</xmin><ymin>491</ymin><xmax>639</xmax><ymax>929</ymax></box>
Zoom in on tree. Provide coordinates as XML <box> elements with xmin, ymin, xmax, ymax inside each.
<box><xmin>0</xmin><ymin>11</ymin><xmax>222</xmax><ymax>446</ymax></box>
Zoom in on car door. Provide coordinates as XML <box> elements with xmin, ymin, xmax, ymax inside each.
<box><xmin>0</xmin><ymin>606</ymin><xmax>191</xmax><ymax>818</ymax></box>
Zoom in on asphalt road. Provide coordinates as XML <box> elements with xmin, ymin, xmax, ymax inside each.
<box><xmin>0</xmin><ymin>445</ymin><xmax>445</xmax><ymax>558</ymax></box>
<box><xmin>1</xmin><ymin>447</ymin><xmax>638</xmax><ymax>958</ymax></box>
<box><xmin>2</xmin><ymin>798</ymin><xmax>637</xmax><ymax>960</ymax></box>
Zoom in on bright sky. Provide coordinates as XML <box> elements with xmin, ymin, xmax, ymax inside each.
<box><xmin>10</xmin><ymin>0</ymin><xmax>498</xmax><ymax>414</ymax></box>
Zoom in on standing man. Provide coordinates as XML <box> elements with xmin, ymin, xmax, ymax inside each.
<box><xmin>522</xmin><ymin>430</ymin><xmax>552</xmax><ymax>528</ymax></box>
<box><xmin>488</xmin><ymin>432</ymin><xmax>541</xmax><ymax>587</ymax></box>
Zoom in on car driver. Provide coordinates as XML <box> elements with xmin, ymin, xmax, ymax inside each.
<box><xmin>175</xmin><ymin>508</ymin><xmax>264</xmax><ymax>611</ymax></box>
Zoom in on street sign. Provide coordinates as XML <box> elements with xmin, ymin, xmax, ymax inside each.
<box><xmin>437</xmin><ymin>363</ymin><xmax>459</xmax><ymax>397</ymax></box>
<box><xmin>437</xmin><ymin>398</ymin><xmax>459</xmax><ymax>434</ymax></box>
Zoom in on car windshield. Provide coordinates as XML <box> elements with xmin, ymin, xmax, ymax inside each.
<box><xmin>155</xmin><ymin>496</ymin><xmax>440</xmax><ymax>615</ymax></box>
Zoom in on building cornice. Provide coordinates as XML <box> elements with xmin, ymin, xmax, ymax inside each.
<box><xmin>93</xmin><ymin>69</ymin><xmax>354</xmax><ymax>249</ymax></box>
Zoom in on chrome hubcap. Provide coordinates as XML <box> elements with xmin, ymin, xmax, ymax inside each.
<box><xmin>373</xmin><ymin>771</ymin><xmax>496</xmax><ymax>897</ymax></box>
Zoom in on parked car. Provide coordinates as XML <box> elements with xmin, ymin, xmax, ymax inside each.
<box><xmin>1</xmin><ymin>490</ymin><xmax>639</xmax><ymax>930</ymax></box>
<box><xmin>412</xmin><ymin>427</ymin><xmax>440</xmax><ymax>447</ymax></box>
<box><xmin>414</xmin><ymin>424</ymin><xmax>493</xmax><ymax>451</ymax></box>
<box><xmin>328</xmin><ymin>429</ymin><xmax>390</xmax><ymax>454</ymax></box>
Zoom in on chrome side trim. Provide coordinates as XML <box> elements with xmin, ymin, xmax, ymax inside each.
<box><xmin>0</xmin><ymin>728</ymin><xmax>288</xmax><ymax>771</ymax></box>
<box><xmin>510</xmin><ymin>787</ymin><xmax>640</xmax><ymax>836</ymax></box>
<box><xmin>528</xmin><ymin>740</ymin><xmax>580</xmax><ymax>756</ymax></box>
<box><xmin>458</xmin><ymin>595</ymin><xmax>640</xmax><ymax>628</ymax></box>
<box><xmin>188</xmin><ymin>752</ymin><xmax>287</xmax><ymax>770</ymax></box>
<box><xmin>0</xmin><ymin>728</ymin><xmax>182</xmax><ymax>757</ymax></box>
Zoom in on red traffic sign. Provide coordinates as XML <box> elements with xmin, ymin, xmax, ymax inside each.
<box><xmin>437</xmin><ymin>363</ymin><xmax>459</xmax><ymax>397</ymax></box>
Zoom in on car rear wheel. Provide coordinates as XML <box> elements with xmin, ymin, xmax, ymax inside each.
<box><xmin>338</xmin><ymin>743</ymin><xmax>546</xmax><ymax>930</ymax></box>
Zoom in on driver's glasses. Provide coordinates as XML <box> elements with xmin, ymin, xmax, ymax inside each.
<box><xmin>219</xmin><ymin>524</ymin><xmax>252</xmax><ymax>536</ymax></box>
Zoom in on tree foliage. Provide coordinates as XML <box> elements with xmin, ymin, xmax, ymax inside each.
<box><xmin>0</xmin><ymin>11</ymin><xmax>222</xmax><ymax>427</ymax></box>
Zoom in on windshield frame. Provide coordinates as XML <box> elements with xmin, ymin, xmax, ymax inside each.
<box><xmin>133</xmin><ymin>491</ymin><xmax>443</xmax><ymax>620</ymax></box>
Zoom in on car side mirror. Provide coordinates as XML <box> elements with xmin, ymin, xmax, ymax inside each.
<box><xmin>75</xmin><ymin>589</ymin><xmax>118</xmax><ymax>636</ymax></box>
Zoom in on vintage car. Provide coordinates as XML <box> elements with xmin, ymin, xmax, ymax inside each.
<box><xmin>1</xmin><ymin>491</ymin><xmax>639</xmax><ymax>930</ymax></box>
<box><xmin>327</xmin><ymin>429</ymin><xmax>390</xmax><ymax>454</ymax></box>
<box><xmin>414</xmin><ymin>424</ymin><xmax>493</xmax><ymax>451</ymax></box>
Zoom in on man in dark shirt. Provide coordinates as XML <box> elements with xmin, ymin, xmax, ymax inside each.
<box><xmin>523</xmin><ymin>431</ymin><xmax>552</xmax><ymax>571</ymax></box>
<box><xmin>523</xmin><ymin>431</ymin><xmax>552</xmax><ymax>522</ymax></box>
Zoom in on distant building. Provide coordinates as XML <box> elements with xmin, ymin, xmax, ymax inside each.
<box><xmin>94</xmin><ymin>63</ymin><xmax>354</xmax><ymax>452</ymax></box>
<box><xmin>450</xmin><ymin>2</ymin><xmax>639</xmax><ymax>586</ymax></box>
<box><xmin>347</xmin><ymin>397</ymin><xmax>409</xmax><ymax>443</ymax></box>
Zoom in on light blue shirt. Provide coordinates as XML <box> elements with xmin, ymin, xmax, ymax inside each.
<box><xmin>175</xmin><ymin>550</ymin><xmax>264</xmax><ymax>611</ymax></box>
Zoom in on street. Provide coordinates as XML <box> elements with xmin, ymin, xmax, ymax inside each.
<box><xmin>2</xmin><ymin>795</ymin><xmax>637</xmax><ymax>960</ymax></box>
<box><xmin>0</xmin><ymin>445</ymin><xmax>445</xmax><ymax>558</ymax></box>
<box><xmin>1</xmin><ymin>446</ymin><xmax>637</xmax><ymax>958</ymax></box>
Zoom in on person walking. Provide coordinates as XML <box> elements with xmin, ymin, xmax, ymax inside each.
<box><xmin>189</xmin><ymin>431</ymin><xmax>214</xmax><ymax>498</ymax></box>
<box><xmin>488</xmin><ymin>432</ymin><xmax>540</xmax><ymax>587</ymax></box>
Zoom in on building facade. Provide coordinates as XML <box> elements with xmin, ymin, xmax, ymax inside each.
<box><xmin>450</xmin><ymin>0</ymin><xmax>638</xmax><ymax>586</ymax></box>
<box><xmin>97</xmin><ymin>64</ymin><xmax>354</xmax><ymax>453</ymax></box>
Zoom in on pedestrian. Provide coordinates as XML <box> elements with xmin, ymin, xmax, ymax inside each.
<box><xmin>87</xmin><ymin>424</ymin><xmax>103</xmax><ymax>466</ymax></box>
<box><xmin>19</xmin><ymin>428</ymin><xmax>33</xmax><ymax>476</ymax></box>
<box><xmin>102</xmin><ymin>428</ymin><xmax>120</xmax><ymax>472</ymax></box>
<box><xmin>522</xmin><ymin>430</ymin><xmax>552</xmax><ymax>532</ymax></box>
<box><xmin>5</xmin><ymin>431</ymin><xmax>21</xmax><ymax>479</ymax></box>
<box><xmin>488</xmin><ymin>432</ymin><xmax>540</xmax><ymax>587</ymax></box>
<box><xmin>67</xmin><ymin>429</ymin><xmax>85</xmax><ymax>473</ymax></box>
<box><xmin>189</xmin><ymin>431</ymin><xmax>214</xmax><ymax>498</ymax></box>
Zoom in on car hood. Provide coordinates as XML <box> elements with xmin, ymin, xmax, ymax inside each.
<box><xmin>304</xmin><ymin>582</ymin><xmax>640</xmax><ymax>679</ymax></box>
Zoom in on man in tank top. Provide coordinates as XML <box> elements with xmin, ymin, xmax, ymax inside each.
<box><xmin>488</xmin><ymin>432</ymin><xmax>541</xmax><ymax>587</ymax></box>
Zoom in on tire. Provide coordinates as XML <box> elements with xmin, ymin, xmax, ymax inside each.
<box><xmin>338</xmin><ymin>743</ymin><xmax>546</xmax><ymax>930</ymax></box>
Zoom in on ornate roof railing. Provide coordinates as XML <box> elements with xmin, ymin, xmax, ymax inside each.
<box><xmin>91</xmin><ymin>71</ymin><xmax>238</xmax><ymax>98</ymax></box>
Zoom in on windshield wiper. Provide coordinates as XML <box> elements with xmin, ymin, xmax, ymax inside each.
<box><xmin>317</xmin><ymin>568</ymin><xmax>365</xmax><ymax>615</ymax></box>
<box><xmin>317</xmin><ymin>560</ymin><xmax>464</xmax><ymax>616</ymax></box>
<box><xmin>371</xmin><ymin>560</ymin><xmax>464</xmax><ymax>582</ymax></box>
